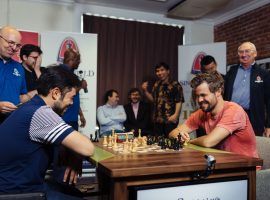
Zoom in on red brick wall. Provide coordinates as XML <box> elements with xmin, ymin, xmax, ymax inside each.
<box><xmin>214</xmin><ymin>3</ymin><xmax>270</xmax><ymax>65</ymax></box>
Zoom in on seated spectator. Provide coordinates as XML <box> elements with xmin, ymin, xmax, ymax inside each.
<box><xmin>169</xmin><ymin>71</ymin><xmax>258</xmax><ymax>158</ymax></box>
<box><xmin>124</xmin><ymin>88</ymin><xmax>152</xmax><ymax>136</ymax></box>
<box><xmin>0</xmin><ymin>66</ymin><xmax>94</xmax><ymax>199</ymax></box>
<box><xmin>97</xmin><ymin>89</ymin><xmax>126</xmax><ymax>136</ymax></box>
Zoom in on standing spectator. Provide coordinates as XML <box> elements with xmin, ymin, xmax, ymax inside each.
<box><xmin>97</xmin><ymin>89</ymin><xmax>126</xmax><ymax>136</ymax></box>
<box><xmin>0</xmin><ymin>26</ymin><xmax>29</xmax><ymax>123</ymax></box>
<box><xmin>124</xmin><ymin>88</ymin><xmax>152</xmax><ymax>136</ymax></box>
<box><xmin>20</xmin><ymin>44</ymin><xmax>43</xmax><ymax>98</ymax></box>
<box><xmin>200</xmin><ymin>55</ymin><xmax>225</xmax><ymax>78</ymax></box>
<box><xmin>142</xmin><ymin>62</ymin><xmax>185</xmax><ymax>137</ymax></box>
<box><xmin>224</xmin><ymin>42</ymin><xmax>270</xmax><ymax>137</ymax></box>
<box><xmin>60</xmin><ymin>48</ymin><xmax>86</xmax><ymax>130</ymax></box>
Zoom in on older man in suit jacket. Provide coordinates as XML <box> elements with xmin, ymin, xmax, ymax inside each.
<box><xmin>224</xmin><ymin>42</ymin><xmax>270</xmax><ymax>137</ymax></box>
<box><xmin>124</xmin><ymin>88</ymin><xmax>152</xmax><ymax>136</ymax></box>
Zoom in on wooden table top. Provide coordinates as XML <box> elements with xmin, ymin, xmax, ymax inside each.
<box><xmin>91</xmin><ymin>140</ymin><xmax>263</xmax><ymax>178</ymax></box>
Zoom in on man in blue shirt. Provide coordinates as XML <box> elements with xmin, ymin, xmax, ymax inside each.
<box><xmin>60</xmin><ymin>48</ymin><xmax>86</xmax><ymax>130</ymax></box>
<box><xmin>0</xmin><ymin>66</ymin><xmax>94</xmax><ymax>199</ymax></box>
<box><xmin>224</xmin><ymin>42</ymin><xmax>270</xmax><ymax>137</ymax></box>
<box><xmin>0</xmin><ymin>26</ymin><xmax>29</xmax><ymax>123</ymax></box>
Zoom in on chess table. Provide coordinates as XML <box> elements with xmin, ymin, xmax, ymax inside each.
<box><xmin>90</xmin><ymin>139</ymin><xmax>262</xmax><ymax>200</ymax></box>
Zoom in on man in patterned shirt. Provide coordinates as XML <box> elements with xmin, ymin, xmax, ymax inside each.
<box><xmin>142</xmin><ymin>62</ymin><xmax>185</xmax><ymax>137</ymax></box>
<box><xmin>0</xmin><ymin>66</ymin><xmax>94</xmax><ymax>199</ymax></box>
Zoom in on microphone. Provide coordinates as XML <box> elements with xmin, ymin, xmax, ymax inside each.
<box><xmin>78</xmin><ymin>70</ymin><xmax>88</xmax><ymax>93</ymax></box>
<box><xmin>205</xmin><ymin>154</ymin><xmax>216</xmax><ymax>168</ymax></box>
<box><xmin>192</xmin><ymin>154</ymin><xmax>216</xmax><ymax>180</ymax></box>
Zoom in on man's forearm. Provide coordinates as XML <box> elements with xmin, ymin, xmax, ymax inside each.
<box><xmin>190</xmin><ymin>136</ymin><xmax>212</xmax><ymax>148</ymax></box>
<box><xmin>144</xmin><ymin>90</ymin><xmax>154</xmax><ymax>102</ymax></box>
<box><xmin>174</xmin><ymin>102</ymin><xmax>182</xmax><ymax>118</ymax></box>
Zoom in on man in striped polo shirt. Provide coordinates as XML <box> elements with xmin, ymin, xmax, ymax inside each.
<box><xmin>0</xmin><ymin>66</ymin><xmax>94</xmax><ymax>199</ymax></box>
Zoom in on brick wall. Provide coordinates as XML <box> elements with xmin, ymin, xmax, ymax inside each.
<box><xmin>214</xmin><ymin>3</ymin><xmax>270</xmax><ymax>65</ymax></box>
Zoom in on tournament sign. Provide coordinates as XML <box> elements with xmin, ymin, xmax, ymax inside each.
<box><xmin>41</xmin><ymin>31</ymin><xmax>97</xmax><ymax>137</ymax></box>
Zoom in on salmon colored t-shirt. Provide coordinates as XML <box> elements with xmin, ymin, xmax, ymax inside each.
<box><xmin>185</xmin><ymin>101</ymin><xmax>258</xmax><ymax>158</ymax></box>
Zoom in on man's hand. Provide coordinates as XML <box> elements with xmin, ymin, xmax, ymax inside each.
<box><xmin>167</xmin><ymin>114</ymin><xmax>178</xmax><ymax>123</ymax></box>
<box><xmin>81</xmin><ymin>79</ymin><xmax>88</xmax><ymax>90</ymax></box>
<box><xmin>169</xmin><ymin>127</ymin><xmax>190</xmax><ymax>141</ymax></box>
<box><xmin>141</xmin><ymin>81</ymin><xmax>148</xmax><ymax>92</ymax></box>
<box><xmin>0</xmin><ymin>101</ymin><xmax>17</xmax><ymax>114</ymax></box>
<box><xmin>80</xmin><ymin>114</ymin><xmax>86</xmax><ymax>127</ymax></box>
<box><xmin>63</xmin><ymin>166</ymin><xmax>79</xmax><ymax>185</ymax></box>
<box><xmin>34</xmin><ymin>55</ymin><xmax>42</xmax><ymax>78</ymax></box>
<box><xmin>264</xmin><ymin>128</ymin><xmax>270</xmax><ymax>137</ymax></box>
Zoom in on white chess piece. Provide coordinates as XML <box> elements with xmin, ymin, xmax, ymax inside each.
<box><xmin>108</xmin><ymin>135</ymin><xmax>112</xmax><ymax>148</ymax></box>
<box><xmin>103</xmin><ymin>135</ymin><xmax>108</xmax><ymax>146</ymax></box>
<box><xmin>113</xmin><ymin>135</ymin><xmax>118</xmax><ymax>150</ymax></box>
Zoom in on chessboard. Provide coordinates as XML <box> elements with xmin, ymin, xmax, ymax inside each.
<box><xmin>94</xmin><ymin>132</ymin><xmax>186</xmax><ymax>155</ymax></box>
<box><xmin>105</xmin><ymin>142</ymin><xmax>182</xmax><ymax>155</ymax></box>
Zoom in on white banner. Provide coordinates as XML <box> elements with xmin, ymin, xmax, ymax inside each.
<box><xmin>178</xmin><ymin>42</ymin><xmax>226</xmax><ymax>124</ymax></box>
<box><xmin>137</xmin><ymin>179</ymin><xmax>247</xmax><ymax>200</ymax></box>
<box><xmin>40</xmin><ymin>31</ymin><xmax>97</xmax><ymax>137</ymax></box>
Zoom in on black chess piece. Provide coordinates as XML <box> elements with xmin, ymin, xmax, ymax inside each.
<box><xmin>160</xmin><ymin>138</ymin><xmax>166</xmax><ymax>149</ymax></box>
<box><xmin>90</xmin><ymin>134</ymin><xmax>93</xmax><ymax>142</ymax></box>
<box><xmin>93</xmin><ymin>130</ymin><xmax>99</xmax><ymax>142</ymax></box>
<box><xmin>147</xmin><ymin>136</ymin><xmax>153</xmax><ymax>145</ymax></box>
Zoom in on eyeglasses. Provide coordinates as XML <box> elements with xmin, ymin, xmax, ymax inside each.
<box><xmin>238</xmin><ymin>49</ymin><xmax>255</xmax><ymax>55</ymax></box>
<box><xmin>0</xmin><ymin>35</ymin><xmax>22</xmax><ymax>50</ymax></box>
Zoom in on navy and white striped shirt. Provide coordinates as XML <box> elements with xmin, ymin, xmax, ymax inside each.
<box><xmin>0</xmin><ymin>95</ymin><xmax>74</xmax><ymax>193</ymax></box>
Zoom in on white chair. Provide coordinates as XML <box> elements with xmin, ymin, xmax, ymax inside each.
<box><xmin>256</xmin><ymin>136</ymin><xmax>270</xmax><ymax>200</ymax></box>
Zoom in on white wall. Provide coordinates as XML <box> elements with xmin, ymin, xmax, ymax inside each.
<box><xmin>1</xmin><ymin>0</ymin><xmax>74</xmax><ymax>32</ymax></box>
<box><xmin>0</xmin><ymin>0</ymin><xmax>214</xmax><ymax>45</ymax></box>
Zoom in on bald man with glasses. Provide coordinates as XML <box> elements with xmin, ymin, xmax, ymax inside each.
<box><xmin>224</xmin><ymin>42</ymin><xmax>270</xmax><ymax>137</ymax></box>
<box><xmin>0</xmin><ymin>26</ymin><xmax>29</xmax><ymax>123</ymax></box>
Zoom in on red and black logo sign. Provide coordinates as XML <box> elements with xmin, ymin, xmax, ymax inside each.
<box><xmin>191</xmin><ymin>52</ymin><xmax>206</xmax><ymax>74</ymax></box>
<box><xmin>57</xmin><ymin>37</ymin><xmax>79</xmax><ymax>63</ymax></box>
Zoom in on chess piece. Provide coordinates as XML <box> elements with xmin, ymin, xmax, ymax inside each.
<box><xmin>142</xmin><ymin>136</ymin><xmax>147</xmax><ymax>147</ymax></box>
<box><xmin>138</xmin><ymin>129</ymin><xmax>142</xmax><ymax>138</ymax></box>
<box><xmin>93</xmin><ymin>130</ymin><xmax>99</xmax><ymax>142</ymax></box>
<box><xmin>131</xmin><ymin>140</ymin><xmax>137</xmax><ymax>153</ymax></box>
<box><xmin>125</xmin><ymin>133</ymin><xmax>129</xmax><ymax>143</ymax></box>
<box><xmin>113</xmin><ymin>135</ymin><xmax>118</xmax><ymax>150</ymax></box>
<box><xmin>123</xmin><ymin>142</ymin><xmax>129</xmax><ymax>153</ymax></box>
<box><xmin>108</xmin><ymin>135</ymin><xmax>112</xmax><ymax>148</ymax></box>
<box><xmin>103</xmin><ymin>136</ymin><xmax>108</xmax><ymax>146</ymax></box>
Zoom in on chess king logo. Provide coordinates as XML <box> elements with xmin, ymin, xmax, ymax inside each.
<box><xmin>191</xmin><ymin>52</ymin><xmax>206</xmax><ymax>74</ymax></box>
<box><xmin>57</xmin><ymin>37</ymin><xmax>79</xmax><ymax>63</ymax></box>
